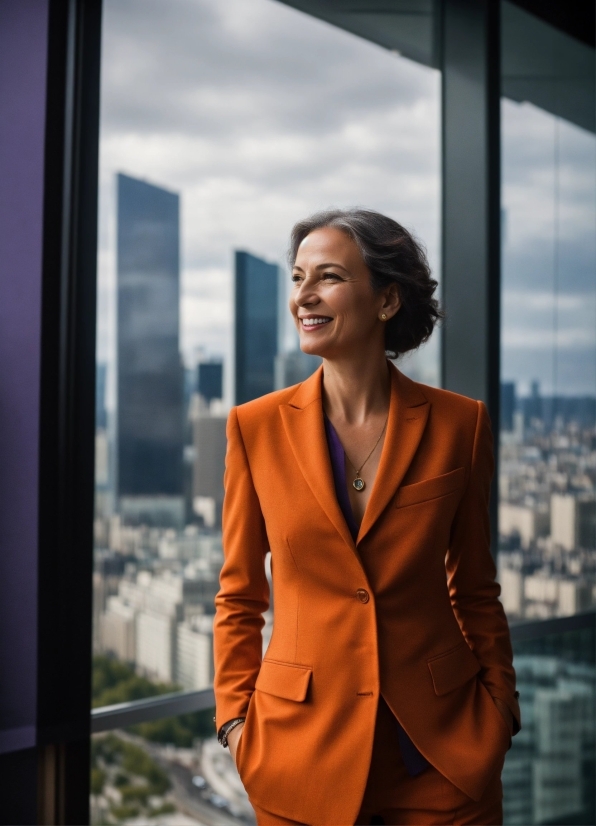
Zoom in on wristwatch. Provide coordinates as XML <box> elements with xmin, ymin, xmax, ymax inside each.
<box><xmin>217</xmin><ymin>717</ymin><xmax>246</xmax><ymax>748</ymax></box>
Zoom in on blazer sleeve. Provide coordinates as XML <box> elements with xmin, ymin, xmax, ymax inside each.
<box><xmin>213</xmin><ymin>406</ymin><xmax>270</xmax><ymax>730</ymax></box>
<box><xmin>446</xmin><ymin>400</ymin><xmax>521</xmax><ymax>734</ymax></box>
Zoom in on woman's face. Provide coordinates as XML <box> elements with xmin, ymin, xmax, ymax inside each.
<box><xmin>289</xmin><ymin>226</ymin><xmax>398</xmax><ymax>360</ymax></box>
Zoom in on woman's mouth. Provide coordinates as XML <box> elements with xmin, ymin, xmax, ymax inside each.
<box><xmin>300</xmin><ymin>316</ymin><xmax>332</xmax><ymax>331</ymax></box>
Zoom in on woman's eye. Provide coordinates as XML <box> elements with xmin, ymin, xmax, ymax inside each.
<box><xmin>323</xmin><ymin>272</ymin><xmax>341</xmax><ymax>281</ymax></box>
<box><xmin>291</xmin><ymin>274</ymin><xmax>301</xmax><ymax>283</ymax></box>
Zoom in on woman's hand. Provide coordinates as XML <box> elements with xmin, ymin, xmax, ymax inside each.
<box><xmin>492</xmin><ymin>697</ymin><xmax>514</xmax><ymax>736</ymax></box>
<box><xmin>228</xmin><ymin>721</ymin><xmax>245</xmax><ymax>765</ymax></box>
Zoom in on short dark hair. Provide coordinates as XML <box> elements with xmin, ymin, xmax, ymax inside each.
<box><xmin>289</xmin><ymin>208</ymin><xmax>442</xmax><ymax>358</ymax></box>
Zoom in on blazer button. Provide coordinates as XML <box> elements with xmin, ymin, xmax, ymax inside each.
<box><xmin>356</xmin><ymin>589</ymin><xmax>370</xmax><ymax>604</ymax></box>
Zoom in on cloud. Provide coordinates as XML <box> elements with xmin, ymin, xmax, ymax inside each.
<box><xmin>502</xmin><ymin>98</ymin><xmax>596</xmax><ymax>295</ymax></box>
<box><xmin>100</xmin><ymin>0</ymin><xmax>431</xmax><ymax>137</ymax></box>
<box><xmin>502</xmin><ymin>291</ymin><xmax>589</xmax><ymax>312</ymax></box>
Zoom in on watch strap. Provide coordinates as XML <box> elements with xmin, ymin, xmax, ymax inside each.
<box><xmin>217</xmin><ymin>717</ymin><xmax>246</xmax><ymax>748</ymax></box>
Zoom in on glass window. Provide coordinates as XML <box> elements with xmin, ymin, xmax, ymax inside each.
<box><xmin>499</xmin><ymin>1</ymin><xmax>596</xmax><ymax>621</ymax></box>
<box><xmin>91</xmin><ymin>716</ymin><xmax>254</xmax><ymax>825</ymax></box>
<box><xmin>94</xmin><ymin>0</ymin><xmax>440</xmax><ymax>702</ymax></box>
<box><xmin>503</xmin><ymin>621</ymin><xmax>595</xmax><ymax>825</ymax></box>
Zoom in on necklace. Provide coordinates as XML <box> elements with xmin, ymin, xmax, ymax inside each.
<box><xmin>346</xmin><ymin>416</ymin><xmax>388</xmax><ymax>492</ymax></box>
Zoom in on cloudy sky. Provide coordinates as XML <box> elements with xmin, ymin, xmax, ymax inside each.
<box><xmin>97</xmin><ymin>0</ymin><xmax>441</xmax><ymax>406</ymax></box>
<box><xmin>97</xmin><ymin>0</ymin><xmax>596</xmax><ymax>407</ymax></box>
<box><xmin>501</xmin><ymin>98</ymin><xmax>596</xmax><ymax>397</ymax></box>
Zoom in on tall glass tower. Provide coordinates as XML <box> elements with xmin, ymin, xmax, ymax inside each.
<box><xmin>116</xmin><ymin>173</ymin><xmax>184</xmax><ymax>519</ymax></box>
<box><xmin>234</xmin><ymin>250</ymin><xmax>279</xmax><ymax>404</ymax></box>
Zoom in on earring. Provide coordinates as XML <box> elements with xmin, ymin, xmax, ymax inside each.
<box><xmin>380</xmin><ymin>313</ymin><xmax>387</xmax><ymax>320</ymax></box>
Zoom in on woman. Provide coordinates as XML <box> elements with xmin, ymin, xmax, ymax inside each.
<box><xmin>213</xmin><ymin>209</ymin><xmax>520</xmax><ymax>826</ymax></box>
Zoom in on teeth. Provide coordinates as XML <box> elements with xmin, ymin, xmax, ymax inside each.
<box><xmin>302</xmin><ymin>317</ymin><xmax>331</xmax><ymax>326</ymax></box>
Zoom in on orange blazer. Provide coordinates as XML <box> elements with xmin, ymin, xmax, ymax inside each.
<box><xmin>214</xmin><ymin>362</ymin><xmax>520</xmax><ymax>826</ymax></box>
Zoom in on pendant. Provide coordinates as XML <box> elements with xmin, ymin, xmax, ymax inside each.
<box><xmin>353</xmin><ymin>477</ymin><xmax>365</xmax><ymax>492</ymax></box>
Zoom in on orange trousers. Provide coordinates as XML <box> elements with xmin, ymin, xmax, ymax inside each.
<box><xmin>252</xmin><ymin>698</ymin><xmax>504</xmax><ymax>825</ymax></box>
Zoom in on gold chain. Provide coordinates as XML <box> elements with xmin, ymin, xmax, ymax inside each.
<box><xmin>346</xmin><ymin>416</ymin><xmax>388</xmax><ymax>488</ymax></box>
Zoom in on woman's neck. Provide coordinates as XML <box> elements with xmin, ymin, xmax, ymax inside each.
<box><xmin>321</xmin><ymin>352</ymin><xmax>391</xmax><ymax>425</ymax></box>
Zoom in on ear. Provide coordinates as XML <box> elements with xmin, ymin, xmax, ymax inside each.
<box><xmin>380</xmin><ymin>283</ymin><xmax>401</xmax><ymax>320</ymax></box>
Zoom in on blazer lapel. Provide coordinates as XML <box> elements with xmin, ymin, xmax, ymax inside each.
<box><xmin>279</xmin><ymin>367</ymin><xmax>356</xmax><ymax>550</ymax></box>
<box><xmin>357</xmin><ymin>363</ymin><xmax>430</xmax><ymax>545</ymax></box>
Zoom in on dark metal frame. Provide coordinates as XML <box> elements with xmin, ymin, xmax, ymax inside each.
<box><xmin>35</xmin><ymin>0</ymin><xmax>102</xmax><ymax>822</ymax></box>
<box><xmin>440</xmin><ymin>0</ymin><xmax>502</xmax><ymax>552</ymax></box>
<box><xmin>510</xmin><ymin>609</ymin><xmax>596</xmax><ymax>643</ymax></box>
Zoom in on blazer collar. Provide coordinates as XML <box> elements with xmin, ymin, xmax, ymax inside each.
<box><xmin>357</xmin><ymin>363</ymin><xmax>429</xmax><ymax>543</ymax></box>
<box><xmin>279</xmin><ymin>361</ymin><xmax>430</xmax><ymax>548</ymax></box>
<box><xmin>279</xmin><ymin>366</ymin><xmax>354</xmax><ymax>549</ymax></box>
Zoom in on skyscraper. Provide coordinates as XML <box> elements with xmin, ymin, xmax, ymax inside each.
<box><xmin>500</xmin><ymin>381</ymin><xmax>516</xmax><ymax>432</ymax></box>
<box><xmin>116</xmin><ymin>173</ymin><xmax>184</xmax><ymax>525</ymax></box>
<box><xmin>197</xmin><ymin>360</ymin><xmax>223</xmax><ymax>404</ymax></box>
<box><xmin>235</xmin><ymin>250</ymin><xmax>279</xmax><ymax>404</ymax></box>
<box><xmin>96</xmin><ymin>362</ymin><xmax>108</xmax><ymax>429</ymax></box>
<box><xmin>192</xmin><ymin>411</ymin><xmax>227</xmax><ymax>528</ymax></box>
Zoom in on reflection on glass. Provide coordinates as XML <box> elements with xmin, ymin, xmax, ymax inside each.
<box><xmin>499</xmin><ymin>1</ymin><xmax>596</xmax><ymax>621</ymax></box>
<box><xmin>93</xmin><ymin>0</ymin><xmax>440</xmax><ymax>702</ymax></box>
<box><xmin>503</xmin><ymin>626</ymin><xmax>595</xmax><ymax>825</ymax></box>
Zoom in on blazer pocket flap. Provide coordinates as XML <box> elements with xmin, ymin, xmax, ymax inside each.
<box><xmin>394</xmin><ymin>467</ymin><xmax>465</xmax><ymax>509</ymax></box>
<box><xmin>427</xmin><ymin>642</ymin><xmax>481</xmax><ymax>696</ymax></box>
<box><xmin>256</xmin><ymin>660</ymin><xmax>312</xmax><ymax>702</ymax></box>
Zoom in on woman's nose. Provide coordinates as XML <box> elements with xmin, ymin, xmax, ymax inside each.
<box><xmin>295</xmin><ymin>279</ymin><xmax>319</xmax><ymax>306</ymax></box>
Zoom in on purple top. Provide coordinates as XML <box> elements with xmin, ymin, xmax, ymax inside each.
<box><xmin>324</xmin><ymin>415</ymin><xmax>359</xmax><ymax>540</ymax></box>
<box><xmin>323</xmin><ymin>414</ymin><xmax>429</xmax><ymax>778</ymax></box>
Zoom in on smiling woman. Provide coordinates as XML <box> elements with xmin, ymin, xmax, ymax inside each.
<box><xmin>214</xmin><ymin>207</ymin><xmax>521</xmax><ymax>825</ymax></box>
<box><xmin>289</xmin><ymin>209</ymin><xmax>442</xmax><ymax>360</ymax></box>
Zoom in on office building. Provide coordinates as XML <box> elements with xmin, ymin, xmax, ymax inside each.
<box><xmin>532</xmin><ymin>686</ymin><xmax>591</xmax><ymax>824</ymax></box>
<box><xmin>98</xmin><ymin>569</ymin><xmax>218</xmax><ymax>682</ymax></box>
<box><xmin>235</xmin><ymin>250</ymin><xmax>279</xmax><ymax>404</ymax></box>
<box><xmin>552</xmin><ymin>494</ymin><xmax>596</xmax><ymax>552</ymax></box>
<box><xmin>95</xmin><ymin>431</ymin><xmax>109</xmax><ymax>489</ymax></box>
<box><xmin>116</xmin><ymin>173</ymin><xmax>184</xmax><ymax>526</ymax></box>
<box><xmin>499</xmin><ymin>503</ymin><xmax>549</xmax><ymax>549</ymax></box>
<box><xmin>176</xmin><ymin>615</ymin><xmax>214</xmax><ymax>691</ymax></box>
<box><xmin>192</xmin><ymin>411</ymin><xmax>227</xmax><ymax>528</ymax></box>
<box><xmin>498</xmin><ymin>565</ymin><xmax>524</xmax><ymax>617</ymax></box>
<box><xmin>551</xmin><ymin>495</ymin><xmax>577</xmax><ymax>551</ymax></box>
<box><xmin>501</xmin><ymin>381</ymin><xmax>516</xmax><ymax>432</ymax></box>
<box><xmin>96</xmin><ymin>362</ymin><xmax>107</xmax><ymax>430</ymax></box>
<box><xmin>557</xmin><ymin>579</ymin><xmax>594</xmax><ymax>616</ymax></box>
<box><xmin>99</xmin><ymin>596</ymin><xmax>136</xmax><ymax>662</ymax></box>
<box><xmin>136</xmin><ymin>609</ymin><xmax>176</xmax><ymax>683</ymax></box>
<box><xmin>519</xmin><ymin>381</ymin><xmax>543</xmax><ymax>427</ymax></box>
<box><xmin>198</xmin><ymin>360</ymin><xmax>223</xmax><ymax>404</ymax></box>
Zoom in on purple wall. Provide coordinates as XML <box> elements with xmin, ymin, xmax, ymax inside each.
<box><xmin>0</xmin><ymin>0</ymin><xmax>49</xmax><ymax>754</ymax></box>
